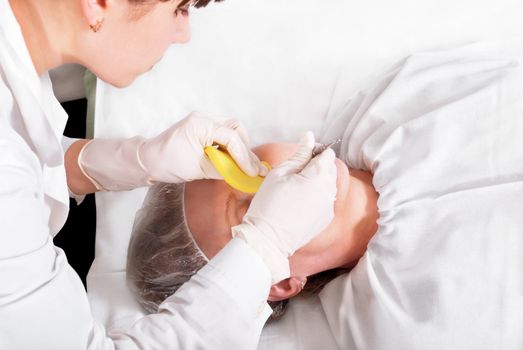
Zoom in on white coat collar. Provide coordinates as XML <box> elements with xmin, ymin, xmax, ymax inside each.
<box><xmin>0</xmin><ymin>0</ymin><xmax>70</xmax><ymax>233</ymax></box>
<box><xmin>0</xmin><ymin>0</ymin><xmax>67</xmax><ymax>168</ymax></box>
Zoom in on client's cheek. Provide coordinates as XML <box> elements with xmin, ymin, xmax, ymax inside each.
<box><xmin>334</xmin><ymin>159</ymin><xmax>350</xmax><ymax>212</ymax></box>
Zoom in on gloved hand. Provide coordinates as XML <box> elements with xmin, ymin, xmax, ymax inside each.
<box><xmin>78</xmin><ymin>112</ymin><xmax>267</xmax><ymax>191</ymax></box>
<box><xmin>232</xmin><ymin>132</ymin><xmax>338</xmax><ymax>283</ymax></box>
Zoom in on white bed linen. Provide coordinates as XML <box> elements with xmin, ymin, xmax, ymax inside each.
<box><xmin>86</xmin><ymin>0</ymin><xmax>523</xmax><ymax>348</ymax></box>
<box><xmin>319</xmin><ymin>40</ymin><xmax>523</xmax><ymax>350</ymax></box>
<box><xmin>259</xmin><ymin>295</ymin><xmax>337</xmax><ymax>350</ymax></box>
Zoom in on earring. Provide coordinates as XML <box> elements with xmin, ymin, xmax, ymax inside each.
<box><xmin>89</xmin><ymin>18</ymin><xmax>104</xmax><ymax>33</ymax></box>
<box><xmin>299</xmin><ymin>277</ymin><xmax>307</xmax><ymax>290</ymax></box>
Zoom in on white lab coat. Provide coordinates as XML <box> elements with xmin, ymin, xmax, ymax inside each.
<box><xmin>0</xmin><ymin>1</ymin><xmax>272</xmax><ymax>349</ymax></box>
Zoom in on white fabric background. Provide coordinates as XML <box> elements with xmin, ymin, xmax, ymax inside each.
<box><xmin>320</xmin><ymin>40</ymin><xmax>523</xmax><ymax>350</ymax></box>
<box><xmin>86</xmin><ymin>0</ymin><xmax>523</xmax><ymax>348</ymax></box>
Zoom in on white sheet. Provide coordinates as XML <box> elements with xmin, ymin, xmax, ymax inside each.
<box><xmin>259</xmin><ymin>295</ymin><xmax>338</xmax><ymax>350</ymax></box>
<box><xmin>319</xmin><ymin>40</ymin><xmax>523</xmax><ymax>350</ymax></box>
<box><xmin>86</xmin><ymin>0</ymin><xmax>523</xmax><ymax>348</ymax></box>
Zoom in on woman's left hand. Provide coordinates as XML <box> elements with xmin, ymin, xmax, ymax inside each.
<box><xmin>77</xmin><ymin>112</ymin><xmax>266</xmax><ymax>191</ymax></box>
<box><xmin>139</xmin><ymin>111</ymin><xmax>267</xmax><ymax>182</ymax></box>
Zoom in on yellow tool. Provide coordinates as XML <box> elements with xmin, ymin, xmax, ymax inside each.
<box><xmin>204</xmin><ymin>145</ymin><xmax>271</xmax><ymax>194</ymax></box>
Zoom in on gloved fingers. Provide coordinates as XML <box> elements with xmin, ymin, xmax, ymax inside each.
<box><xmin>223</xmin><ymin>119</ymin><xmax>251</xmax><ymax>145</ymax></box>
<box><xmin>200</xmin><ymin>158</ymin><xmax>223</xmax><ymax>180</ymax></box>
<box><xmin>221</xmin><ymin>119</ymin><xmax>270</xmax><ymax>176</ymax></box>
<box><xmin>299</xmin><ymin>148</ymin><xmax>337</xmax><ymax>180</ymax></box>
<box><xmin>273</xmin><ymin>131</ymin><xmax>315</xmax><ymax>176</ymax></box>
<box><xmin>212</xmin><ymin>125</ymin><xmax>263</xmax><ymax>177</ymax></box>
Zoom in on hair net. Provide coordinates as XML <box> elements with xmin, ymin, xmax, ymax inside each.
<box><xmin>127</xmin><ymin>182</ymin><xmax>208</xmax><ymax>313</ymax></box>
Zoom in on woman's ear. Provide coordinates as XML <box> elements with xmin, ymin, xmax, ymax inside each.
<box><xmin>79</xmin><ymin>0</ymin><xmax>107</xmax><ymax>26</ymax></box>
<box><xmin>268</xmin><ymin>277</ymin><xmax>307</xmax><ymax>302</ymax></box>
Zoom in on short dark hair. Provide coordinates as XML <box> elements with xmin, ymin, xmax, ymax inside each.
<box><xmin>178</xmin><ymin>0</ymin><xmax>225</xmax><ymax>8</ymax></box>
<box><xmin>128</xmin><ymin>0</ymin><xmax>224</xmax><ymax>9</ymax></box>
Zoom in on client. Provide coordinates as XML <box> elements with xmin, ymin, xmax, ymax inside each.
<box><xmin>127</xmin><ymin>143</ymin><xmax>379</xmax><ymax>319</ymax></box>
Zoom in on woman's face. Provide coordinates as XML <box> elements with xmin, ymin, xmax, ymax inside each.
<box><xmin>89</xmin><ymin>0</ymin><xmax>191</xmax><ymax>87</ymax></box>
<box><xmin>185</xmin><ymin>143</ymin><xmax>376</xmax><ymax>281</ymax></box>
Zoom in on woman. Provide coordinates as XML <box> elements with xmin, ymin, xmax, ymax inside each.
<box><xmin>0</xmin><ymin>0</ymin><xmax>338</xmax><ymax>348</ymax></box>
<box><xmin>127</xmin><ymin>143</ymin><xmax>379</xmax><ymax>319</ymax></box>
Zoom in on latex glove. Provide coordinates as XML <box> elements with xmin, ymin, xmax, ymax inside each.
<box><xmin>232</xmin><ymin>132</ymin><xmax>338</xmax><ymax>283</ymax></box>
<box><xmin>78</xmin><ymin>112</ymin><xmax>267</xmax><ymax>191</ymax></box>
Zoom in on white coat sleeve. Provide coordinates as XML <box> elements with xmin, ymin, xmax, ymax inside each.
<box><xmin>91</xmin><ymin>238</ymin><xmax>273</xmax><ymax>350</ymax></box>
<box><xmin>0</xmin><ymin>129</ymin><xmax>273</xmax><ymax>349</ymax></box>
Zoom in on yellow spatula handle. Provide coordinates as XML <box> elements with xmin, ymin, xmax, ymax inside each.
<box><xmin>204</xmin><ymin>146</ymin><xmax>270</xmax><ymax>194</ymax></box>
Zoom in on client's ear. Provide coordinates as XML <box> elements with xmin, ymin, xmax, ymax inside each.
<box><xmin>268</xmin><ymin>277</ymin><xmax>307</xmax><ymax>302</ymax></box>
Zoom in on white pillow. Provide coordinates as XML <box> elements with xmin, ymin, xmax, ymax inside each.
<box><xmin>86</xmin><ymin>0</ymin><xmax>523</xmax><ymax>343</ymax></box>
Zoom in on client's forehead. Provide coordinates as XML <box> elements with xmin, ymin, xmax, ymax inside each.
<box><xmin>251</xmin><ymin>143</ymin><xmax>299</xmax><ymax>168</ymax></box>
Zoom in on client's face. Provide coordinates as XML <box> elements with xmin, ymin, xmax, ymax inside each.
<box><xmin>185</xmin><ymin>143</ymin><xmax>378</xmax><ymax>300</ymax></box>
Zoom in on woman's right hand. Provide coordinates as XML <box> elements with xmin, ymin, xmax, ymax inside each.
<box><xmin>232</xmin><ymin>132</ymin><xmax>338</xmax><ymax>283</ymax></box>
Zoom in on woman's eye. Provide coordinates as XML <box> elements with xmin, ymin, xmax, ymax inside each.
<box><xmin>175</xmin><ymin>5</ymin><xmax>190</xmax><ymax>17</ymax></box>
